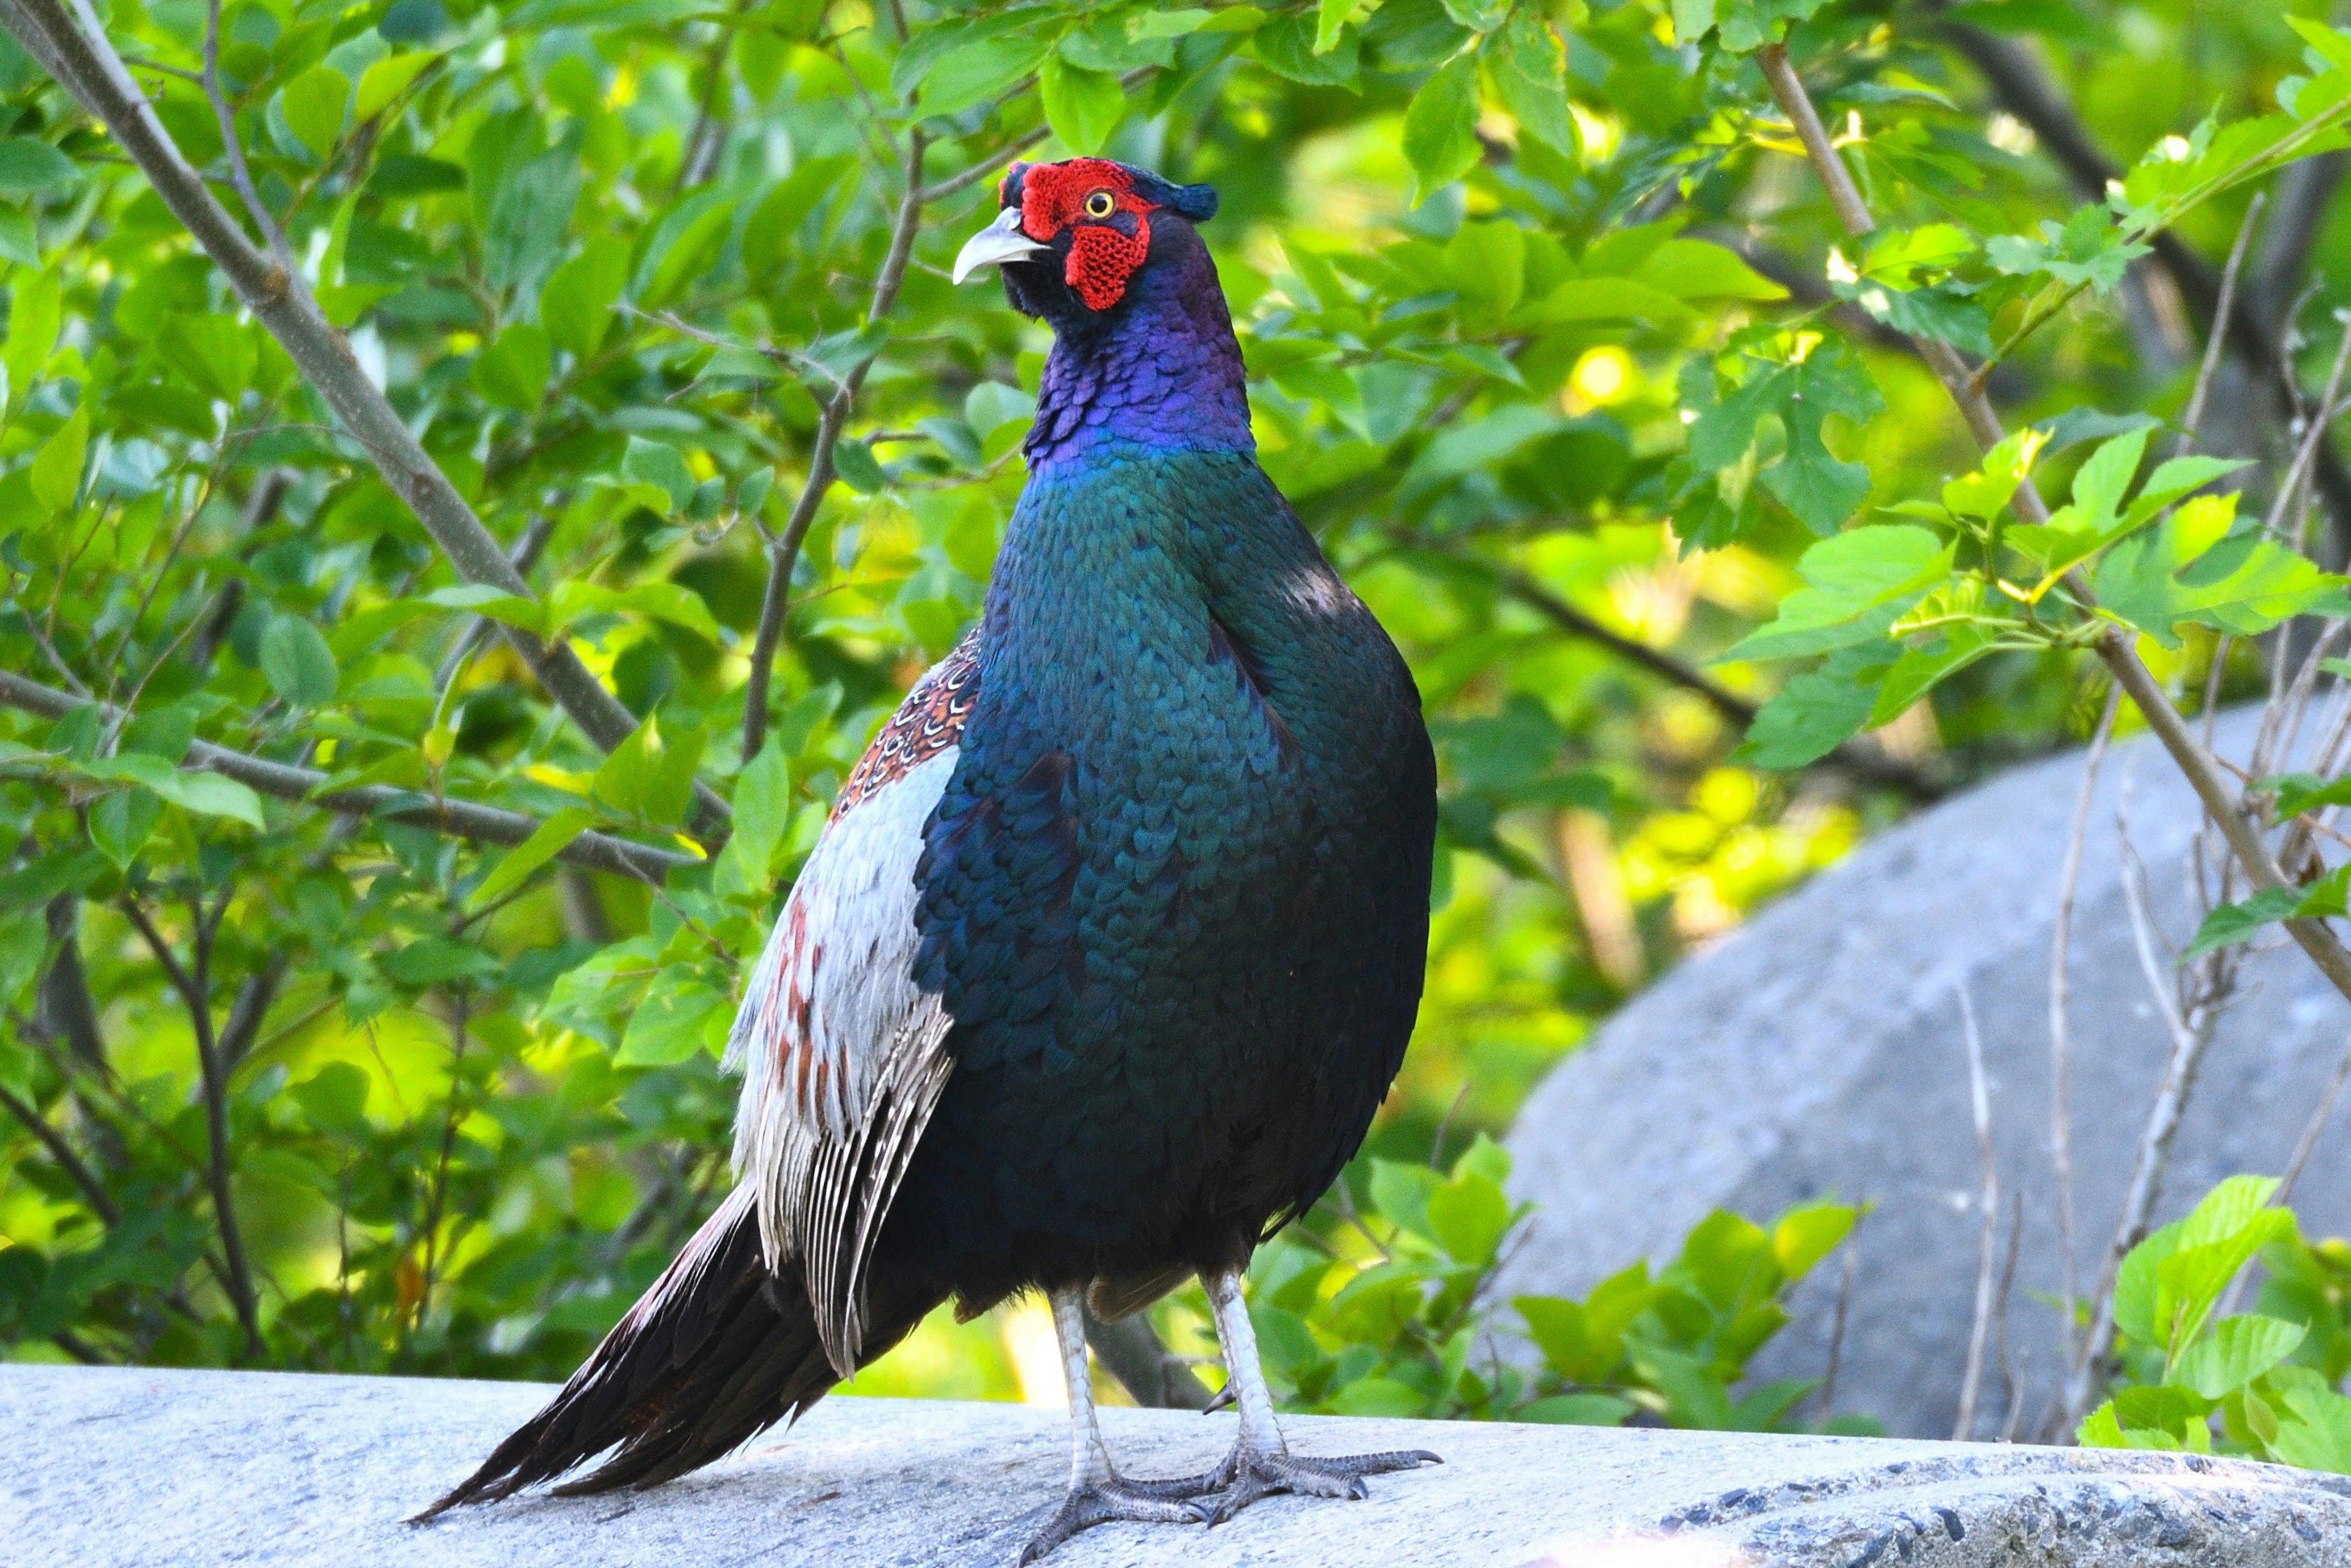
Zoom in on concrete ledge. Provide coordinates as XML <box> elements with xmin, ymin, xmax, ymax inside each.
<box><xmin>7</xmin><ymin>1366</ymin><xmax>2350</xmax><ymax>1566</ymax></box>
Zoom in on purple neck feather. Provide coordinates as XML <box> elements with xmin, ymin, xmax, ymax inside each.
<box><xmin>1024</xmin><ymin>228</ymin><xmax>1254</xmax><ymax>471</ymax></box>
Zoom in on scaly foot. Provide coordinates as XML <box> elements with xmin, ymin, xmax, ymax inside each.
<box><xmin>1128</xmin><ymin>1445</ymin><xmax>1441</xmax><ymax>1521</ymax></box>
<box><xmin>1014</xmin><ymin>1476</ymin><xmax>1210</xmax><ymax>1564</ymax></box>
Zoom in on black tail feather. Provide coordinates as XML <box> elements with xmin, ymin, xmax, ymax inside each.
<box><xmin>416</xmin><ymin>1187</ymin><xmax>936</xmax><ymax>1520</ymax></box>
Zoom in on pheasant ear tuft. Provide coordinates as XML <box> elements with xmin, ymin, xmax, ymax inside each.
<box><xmin>1167</xmin><ymin>182</ymin><xmax>1219</xmax><ymax>222</ymax></box>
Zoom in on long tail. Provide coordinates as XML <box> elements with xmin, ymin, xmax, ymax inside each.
<box><xmin>416</xmin><ymin>1185</ymin><xmax>936</xmax><ymax>1518</ymax></box>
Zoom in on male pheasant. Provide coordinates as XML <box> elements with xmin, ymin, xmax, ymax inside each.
<box><xmin>423</xmin><ymin>157</ymin><xmax>1439</xmax><ymax>1561</ymax></box>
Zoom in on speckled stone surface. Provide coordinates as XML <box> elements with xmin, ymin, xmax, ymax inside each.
<box><xmin>6</xmin><ymin>1365</ymin><xmax>2350</xmax><ymax>1566</ymax></box>
<box><xmin>1502</xmin><ymin>707</ymin><xmax>2351</xmax><ymax>1440</ymax></box>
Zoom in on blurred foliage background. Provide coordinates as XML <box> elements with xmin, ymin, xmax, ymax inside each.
<box><xmin>3</xmin><ymin>0</ymin><xmax>2350</xmax><ymax>1436</ymax></box>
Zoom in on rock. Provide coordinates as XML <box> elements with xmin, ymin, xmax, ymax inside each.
<box><xmin>1500</xmin><ymin>707</ymin><xmax>2351</xmax><ymax>1441</ymax></box>
<box><xmin>8</xmin><ymin>1364</ymin><xmax>2351</xmax><ymax>1566</ymax></box>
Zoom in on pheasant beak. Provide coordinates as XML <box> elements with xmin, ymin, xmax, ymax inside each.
<box><xmin>953</xmin><ymin>206</ymin><xmax>1046</xmax><ymax>284</ymax></box>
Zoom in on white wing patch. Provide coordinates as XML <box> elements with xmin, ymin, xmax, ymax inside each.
<box><xmin>725</xmin><ymin>748</ymin><xmax>958</xmax><ymax>1376</ymax></box>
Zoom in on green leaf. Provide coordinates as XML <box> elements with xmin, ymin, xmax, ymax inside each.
<box><xmin>381</xmin><ymin>937</ymin><xmax>502</xmax><ymax>987</ymax></box>
<box><xmin>1425</xmin><ymin>1171</ymin><xmax>1510</xmax><ymax>1265</ymax></box>
<box><xmin>1733</xmin><ymin>643</ymin><xmax>1893</xmax><ymax>769</ymax></box>
<box><xmin>28</xmin><ymin>400</ymin><xmax>84</xmax><ymax>514</ymax></box>
<box><xmin>470</xmin><ymin>806</ymin><xmax>593</xmax><ymax>911</ymax></box>
<box><xmin>617</xmin><ymin>974</ymin><xmax>726</xmax><ymax>1065</ymax></box>
<box><xmin>0</xmin><ymin>207</ymin><xmax>38</xmax><ymax>270</ymax></box>
<box><xmin>1329</xmin><ymin>1376</ymin><xmax>1428</xmax><ymax>1417</ymax></box>
<box><xmin>1869</xmin><ymin>621</ymin><xmax>2001</xmax><ymax>726</ymax></box>
<box><xmin>259</xmin><ymin>615</ymin><xmax>339</xmax><ymax>707</ymax></box>
<box><xmin>1770</xmin><ymin>1202</ymin><xmax>1856</xmax><ymax>1280</ymax></box>
<box><xmin>290</xmin><ymin>1062</ymin><xmax>370</xmax><ymax>1130</ymax></box>
<box><xmin>0</xmin><ymin>138</ymin><xmax>75</xmax><ymax>198</ymax></box>
<box><xmin>4</xmin><ymin>269</ymin><xmax>59</xmax><ymax>405</ymax></box>
<box><xmin>1401</xmin><ymin>53</ymin><xmax>1481</xmax><ymax>206</ymax></box>
<box><xmin>731</xmin><ymin>736</ymin><xmax>793</xmax><ymax>878</ymax></box>
<box><xmin>1641</xmin><ymin>240</ymin><xmax>1785</xmax><ymax>302</ymax></box>
<box><xmin>1316</xmin><ymin>0</ymin><xmax>1368</xmax><ymax>53</ymax></box>
<box><xmin>2269</xmin><ymin>1386</ymin><xmax>2351</xmax><ymax>1472</ymax></box>
<box><xmin>593</xmin><ymin>710</ymin><xmax>705</xmax><ymax>825</ymax></box>
<box><xmin>541</xmin><ymin>238</ymin><xmax>630</xmax><ymax>360</ymax></box>
<box><xmin>1517</xmin><ymin>1392</ymin><xmax>1635</xmax><ymax>1426</ymax></box>
<box><xmin>833</xmin><ymin>436</ymin><xmax>887</xmax><ymax>493</ymax></box>
<box><xmin>473</xmin><ymin>323</ymin><xmax>551</xmax><ymax>410</ymax></box>
<box><xmin>77</xmin><ymin>754</ymin><xmax>265</xmax><ymax>828</ymax></box>
<box><xmin>1713</xmin><ymin>0</ymin><xmax>1832</xmax><ymax>53</ymax></box>
<box><xmin>638</xmin><ymin>195</ymin><xmax>737</xmax><ymax>310</ymax></box>
<box><xmin>1039</xmin><ymin>56</ymin><xmax>1124</xmax><ymax>157</ymax></box>
<box><xmin>2266</xmin><ymin>771</ymin><xmax>2351</xmax><ymax>820</ymax></box>
<box><xmin>621</xmin><ymin>436</ymin><xmax>696</xmax><ymax>512</ymax></box>
<box><xmin>281</xmin><ymin>66</ymin><xmax>352</xmax><ymax>160</ymax></box>
<box><xmin>2111</xmin><ymin>1382</ymin><xmax>2213</xmax><ymax>1441</ymax></box>
<box><xmin>1726</xmin><ymin>526</ymin><xmax>1951</xmax><ymax>661</ymax></box>
<box><xmin>2095</xmin><ymin>501</ymin><xmax>2344</xmax><ymax>648</ymax></box>
<box><xmin>2171</xmin><ymin>1315</ymin><xmax>2306</xmax><ymax>1398</ymax></box>
<box><xmin>89</xmin><ymin>787</ymin><xmax>161</xmax><ymax>870</ymax></box>
<box><xmin>1941</xmin><ymin>427</ymin><xmax>2045</xmax><ymax>521</ymax></box>
<box><xmin>161</xmin><ymin>315</ymin><xmax>257</xmax><ymax>403</ymax></box>
<box><xmin>1367</xmin><ymin>1158</ymin><xmax>1442</xmax><ymax>1241</ymax></box>
<box><xmin>918</xmin><ymin>34</ymin><xmax>1052</xmax><ymax>118</ymax></box>
<box><xmin>1483</xmin><ymin>10</ymin><xmax>1576</xmax><ymax>157</ymax></box>
<box><xmin>2183</xmin><ymin>885</ymin><xmax>2306</xmax><ymax>961</ymax></box>
<box><xmin>354</xmin><ymin>52</ymin><xmax>432</xmax><ymax>121</ymax></box>
<box><xmin>422</xmin><ymin>583</ymin><xmax>547</xmax><ymax>636</ymax></box>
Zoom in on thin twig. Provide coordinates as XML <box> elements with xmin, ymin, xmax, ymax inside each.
<box><xmin>741</xmin><ymin>127</ymin><xmax>928</xmax><ymax>762</ymax></box>
<box><xmin>2216</xmin><ymin>1029</ymin><xmax>2351</xmax><ymax>1321</ymax></box>
<box><xmin>119</xmin><ymin>893</ymin><xmax>263</xmax><ymax>1358</ymax></box>
<box><xmin>1757</xmin><ymin>39</ymin><xmax>2351</xmax><ymax>1012</ymax></box>
<box><xmin>2047</xmin><ymin>683</ymin><xmax>2118</xmax><ymax>1381</ymax></box>
<box><xmin>0</xmin><ymin>667</ymin><xmax>692</xmax><ymax>882</ymax></box>
<box><xmin>1433</xmin><ymin>550</ymin><xmax>1946</xmax><ymax>800</ymax></box>
<box><xmin>2176</xmin><ymin>193</ymin><xmax>2264</xmax><ymax>456</ymax></box>
<box><xmin>0</xmin><ymin>0</ymin><xmax>726</xmax><ymax>826</ymax></box>
<box><xmin>199</xmin><ymin>0</ymin><xmax>290</xmax><ymax>268</ymax></box>
<box><xmin>1952</xmin><ymin>982</ymin><xmax>1999</xmax><ymax>1442</ymax></box>
<box><xmin>2064</xmin><ymin>791</ymin><xmax>2233</xmax><ymax>1424</ymax></box>
<box><xmin>1994</xmin><ymin>1188</ymin><xmax>2026</xmax><ymax>1442</ymax></box>
<box><xmin>1814</xmin><ymin>1216</ymin><xmax>1860</xmax><ymax>1425</ymax></box>
<box><xmin>0</xmin><ymin>1080</ymin><xmax>120</xmax><ymax>1223</ymax></box>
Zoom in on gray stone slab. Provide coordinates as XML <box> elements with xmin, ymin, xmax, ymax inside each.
<box><xmin>7</xmin><ymin>1365</ymin><xmax>2351</xmax><ymax>1566</ymax></box>
<box><xmin>1500</xmin><ymin>707</ymin><xmax>2351</xmax><ymax>1441</ymax></box>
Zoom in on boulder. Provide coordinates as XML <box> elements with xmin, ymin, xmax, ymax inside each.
<box><xmin>9</xmin><ymin>1364</ymin><xmax>2351</xmax><ymax>1566</ymax></box>
<box><xmin>1500</xmin><ymin>707</ymin><xmax>2351</xmax><ymax>1441</ymax></box>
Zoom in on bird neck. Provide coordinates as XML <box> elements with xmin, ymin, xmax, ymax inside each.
<box><xmin>1024</xmin><ymin>234</ymin><xmax>1253</xmax><ymax>470</ymax></box>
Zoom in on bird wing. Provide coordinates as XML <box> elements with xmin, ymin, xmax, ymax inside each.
<box><xmin>724</xmin><ymin>631</ymin><xmax>978</xmax><ymax>1376</ymax></box>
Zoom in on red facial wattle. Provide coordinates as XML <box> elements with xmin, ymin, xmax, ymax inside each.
<box><xmin>1005</xmin><ymin>157</ymin><xmax>1158</xmax><ymax>311</ymax></box>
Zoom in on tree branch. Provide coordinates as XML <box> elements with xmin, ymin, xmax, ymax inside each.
<box><xmin>0</xmin><ymin>0</ymin><xmax>726</xmax><ymax>825</ymax></box>
<box><xmin>741</xmin><ymin>127</ymin><xmax>928</xmax><ymax>762</ymax></box>
<box><xmin>1454</xmin><ymin>552</ymin><xmax>1946</xmax><ymax>800</ymax></box>
<box><xmin>0</xmin><ymin>1079</ymin><xmax>119</xmax><ymax>1224</ymax></box>
<box><xmin>1934</xmin><ymin>17</ymin><xmax>2351</xmax><ymax>550</ymax></box>
<box><xmin>1757</xmin><ymin>42</ymin><xmax>2351</xmax><ymax>1008</ymax></box>
<box><xmin>199</xmin><ymin>0</ymin><xmax>288</xmax><ymax>269</ymax></box>
<box><xmin>0</xmin><ymin>668</ymin><xmax>696</xmax><ymax>883</ymax></box>
<box><xmin>37</xmin><ymin>893</ymin><xmax>106</xmax><ymax>1068</ymax></box>
<box><xmin>1084</xmin><ymin>1307</ymin><xmax>1215</xmax><ymax>1410</ymax></box>
<box><xmin>118</xmin><ymin>892</ymin><xmax>263</xmax><ymax>1358</ymax></box>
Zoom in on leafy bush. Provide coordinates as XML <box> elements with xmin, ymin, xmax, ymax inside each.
<box><xmin>2080</xmin><ymin>1176</ymin><xmax>2351</xmax><ymax>1469</ymax></box>
<box><xmin>1202</xmin><ymin>1136</ymin><xmax>1865</xmax><ymax>1433</ymax></box>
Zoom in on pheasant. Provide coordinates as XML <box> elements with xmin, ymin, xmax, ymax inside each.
<box><xmin>422</xmin><ymin>157</ymin><xmax>1439</xmax><ymax>1561</ymax></box>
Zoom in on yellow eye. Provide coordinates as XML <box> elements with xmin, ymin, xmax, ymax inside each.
<box><xmin>1084</xmin><ymin>190</ymin><xmax>1116</xmax><ymax>219</ymax></box>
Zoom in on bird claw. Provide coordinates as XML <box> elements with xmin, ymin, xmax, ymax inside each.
<box><xmin>1185</xmin><ymin>1446</ymin><xmax>1442</xmax><ymax>1525</ymax></box>
<box><xmin>1013</xmin><ymin>1476</ymin><xmax>1211</xmax><ymax>1564</ymax></box>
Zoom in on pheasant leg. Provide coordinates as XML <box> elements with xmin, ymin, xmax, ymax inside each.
<box><xmin>1128</xmin><ymin>1267</ymin><xmax>1439</xmax><ymax>1522</ymax></box>
<box><xmin>1015</xmin><ymin>1288</ymin><xmax>1207</xmax><ymax>1564</ymax></box>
